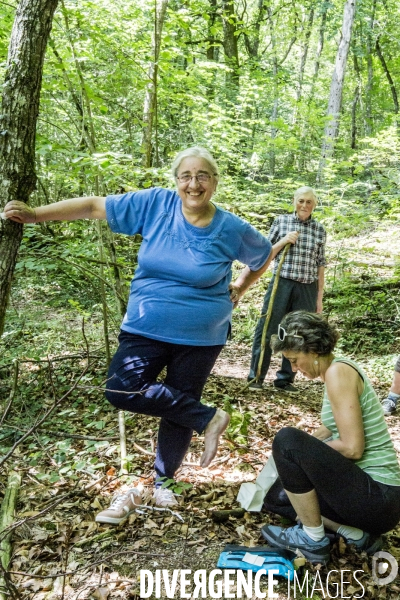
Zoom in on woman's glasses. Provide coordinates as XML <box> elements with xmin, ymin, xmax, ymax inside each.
<box><xmin>176</xmin><ymin>173</ymin><xmax>215</xmax><ymax>184</ymax></box>
<box><xmin>278</xmin><ymin>324</ymin><xmax>303</xmax><ymax>342</ymax></box>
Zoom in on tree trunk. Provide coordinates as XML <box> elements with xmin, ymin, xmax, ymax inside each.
<box><xmin>351</xmin><ymin>50</ymin><xmax>361</xmax><ymax>150</ymax></box>
<box><xmin>205</xmin><ymin>0</ymin><xmax>219</xmax><ymax>100</ymax></box>
<box><xmin>141</xmin><ymin>0</ymin><xmax>169</xmax><ymax>168</ymax></box>
<box><xmin>0</xmin><ymin>0</ymin><xmax>59</xmax><ymax>337</ymax></box>
<box><xmin>365</xmin><ymin>0</ymin><xmax>376</xmax><ymax>135</ymax></box>
<box><xmin>243</xmin><ymin>0</ymin><xmax>266</xmax><ymax>59</ymax></box>
<box><xmin>0</xmin><ymin>471</ymin><xmax>21</xmax><ymax>600</ymax></box>
<box><xmin>310</xmin><ymin>3</ymin><xmax>328</xmax><ymax>94</ymax></box>
<box><xmin>296</xmin><ymin>6</ymin><xmax>315</xmax><ymax>105</ymax></box>
<box><xmin>375</xmin><ymin>36</ymin><xmax>399</xmax><ymax>115</ymax></box>
<box><xmin>317</xmin><ymin>0</ymin><xmax>357</xmax><ymax>182</ymax></box>
<box><xmin>266</xmin><ymin>5</ymin><xmax>278</xmax><ymax>176</ymax></box>
<box><xmin>222</xmin><ymin>0</ymin><xmax>240</xmax><ymax>95</ymax></box>
<box><xmin>298</xmin><ymin>3</ymin><xmax>329</xmax><ymax>171</ymax></box>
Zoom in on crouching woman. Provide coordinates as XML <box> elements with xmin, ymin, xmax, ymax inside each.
<box><xmin>261</xmin><ymin>311</ymin><xmax>400</xmax><ymax>564</ymax></box>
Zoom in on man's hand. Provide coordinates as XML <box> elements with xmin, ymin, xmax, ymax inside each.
<box><xmin>3</xmin><ymin>201</ymin><xmax>36</xmax><ymax>223</ymax></box>
<box><xmin>282</xmin><ymin>231</ymin><xmax>299</xmax><ymax>245</ymax></box>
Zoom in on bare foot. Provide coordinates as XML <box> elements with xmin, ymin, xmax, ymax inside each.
<box><xmin>200</xmin><ymin>408</ymin><xmax>230</xmax><ymax>467</ymax></box>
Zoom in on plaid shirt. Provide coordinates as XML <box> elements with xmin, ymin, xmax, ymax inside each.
<box><xmin>268</xmin><ymin>213</ymin><xmax>327</xmax><ymax>284</ymax></box>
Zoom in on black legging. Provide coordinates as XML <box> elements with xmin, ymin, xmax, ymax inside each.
<box><xmin>263</xmin><ymin>427</ymin><xmax>400</xmax><ymax>535</ymax></box>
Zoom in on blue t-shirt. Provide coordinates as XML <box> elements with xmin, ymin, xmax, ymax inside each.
<box><xmin>106</xmin><ymin>188</ymin><xmax>272</xmax><ymax>345</ymax></box>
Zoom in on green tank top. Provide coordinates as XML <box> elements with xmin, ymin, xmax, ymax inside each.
<box><xmin>321</xmin><ymin>357</ymin><xmax>400</xmax><ymax>486</ymax></box>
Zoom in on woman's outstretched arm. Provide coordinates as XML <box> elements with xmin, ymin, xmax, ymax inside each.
<box><xmin>4</xmin><ymin>197</ymin><xmax>106</xmax><ymax>223</ymax></box>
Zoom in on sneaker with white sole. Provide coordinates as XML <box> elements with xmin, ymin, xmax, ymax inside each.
<box><xmin>95</xmin><ymin>488</ymin><xmax>142</xmax><ymax>524</ymax></box>
<box><xmin>261</xmin><ymin>523</ymin><xmax>330</xmax><ymax>564</ymax></box>
<box><xmin>153</xmin><ymin>487</ymin><xmax>179</xmax><ymax>507</ymax></box>
<box><xmin>381</xmin><ymin>398</ymin><xmax>397</xmax><ymax>416</ymax></box>
<box><xmin>342</xmin><ymin>531</ymin><xmax>384</xmax><ymax>554</ymax></box>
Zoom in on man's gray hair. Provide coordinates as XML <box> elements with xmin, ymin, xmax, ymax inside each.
<box><xmin>293</xmin><ymin>186</ymin><xmax>318</xmax><ymax>206</ymax></box>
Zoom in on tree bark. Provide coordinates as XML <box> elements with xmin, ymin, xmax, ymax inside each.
<box><xmin>296</xmin><ymin>6</ymin><xmax>315</xmax><ymax>105</ymax></box>
<box><xmin>317</xmin><ymin>0</ymin><xmax>357</xmax><ymax>182</ymax></box>
<box><xmin>310</xmin><ymin>2</ymin><xmax>328</xmax><ymax>94</ymax></box>
<box><xmin>351</xmin><ymin>50</ymin><xmax>361</xmax><ymax>150</ymax></box>
<box><xmin>0</xmin><ymin>471</ymin><xmax>21</xmax><ymax>600</ymax></box>
<box><xmin>365</xmin><ymin>0</ymin><xmax>376</xmax><ymax>135</ymax></box>
<box><xmin>266</xmin><ymin>5</ymin><xmax>279</xmax><ymax>176</ymax></box>
<box><xmin>0</xmin><ymin>0</ymin><xmax>59</xmax><ymax>337</ymax></box>
<box><xmin>375</xmin><ymin>36</ymin><xmax>399</xmax><ymax>115</ymax></box>
<box><xmin>205</xmin><ymin>0</ymin><xmax>220</xmax><ymax>100</ymax></box>
<box><xmin>141</xmin><ymin>0</ymin><xmax>169</xmax><ymax>168</ymax></box>
<box><xmin>243</xmin><ymin>0</ymin><xmax>266</xmax><ymax>59</ymax></box>
<box><xmin>222</xmin><ymin>0</ymin><xmax>240</xmax><ymax>94</ymax></box>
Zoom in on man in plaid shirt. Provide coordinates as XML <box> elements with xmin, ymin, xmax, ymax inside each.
<box><xmin>247</xmin><ymin>186</ymin><xmax>327</xmax><ymax>394</ymax></box>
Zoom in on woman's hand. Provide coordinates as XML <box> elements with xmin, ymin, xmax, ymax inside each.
<box><xmin>228</xmin><ymin>283</ymin><xmax>244</xmax><ymax>308</ymax></box>
<box><xmin>312</xmin><ymin>424</ymin><xmax>332</xmax><ymax>441</ymax></box>
<box><xmin>3</xmin><ymin>201</ymin><xmax>36</xmax><ymax>223</ymax></box>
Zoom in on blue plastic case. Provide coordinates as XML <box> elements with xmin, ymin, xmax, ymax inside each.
<box><xmin>216</xmin><ymin>544</ymin><xmax>297</xmax><ymax>581</ymax></box>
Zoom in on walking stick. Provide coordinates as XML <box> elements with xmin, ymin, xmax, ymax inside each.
<box><xmin>255</xmin><ymin>243</ymin><xmax>291</xmax><ymax>382</ymax></box>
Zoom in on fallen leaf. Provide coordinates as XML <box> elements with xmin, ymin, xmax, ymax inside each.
<box><xmin>92</xmin><ymin>586</ymin><xmax>110</xmax><ymax>600</ymax></box>
<box><xmin>338</xmin><ymin>536</ymin><xmax>347</xmax><ymax>555</ymax></box>
<box><xmin>235</xmin><ymin>525</ymin><xmax>245</xmax><ymax>537</ymax></box>
<box><xmin>90</xmin><ymin>498</ymin><xmax>103</xmax><ymax>509</ymax></box>
<box><xmin>143</xmin><ymin>518</ymin><xmax>158</xmax><ymax>529</ymax></box>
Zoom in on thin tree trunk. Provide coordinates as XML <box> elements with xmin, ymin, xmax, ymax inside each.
<box><xmin>365</xmin><ymin>0</ymin><xmax>376</xmax><ymax>135</ymax></box>
<box><xmin>351</xmin><ymin>51</ymin><xmax>361</xmax><ymax>150</ymax></box>
<box><xmin>351</xmin><ymin>84</ymin><xmax>360</xmax><ymax>150</ymax></box>
<box><xmin>375</xmin><ymin>36</ymin><xmax>399</xmax><ymax>115</ymax></box>
<box><xmin>61</xmin><ymin>9</ymin><xmax>127</xmax><ymax>321</ymax></box>
<box><xmin>243</xmin><ymin>0</ymin><xmax>266</xmax><ymax>59</ymax></box>
<box><xmin>266</xmin><ymin>5</ymin><xmax>278</xmax><ymax>176</ymax></box>
<box><xmin>297</xmin><ymin>3</ymin><xmax>328</xmax><ymax>171</ymax></box>
<box><xmin>311</xmin><ymin>3</ymin><xmax>328</xmax><ymax>91</ymax></box>
<box><xmin>296</xmin><ymin>6</ymin><xmax>315</xmax><ymax>105</ymax></box>
<box><xmin>206</xmin><ymin>0</ymin><xmax>220</xmax><ymax>100</ymax></box>
<box><xmin>141</xmin><ymin>0</ymin><xmax>169</xmax><ymax>168</ymax></box>
<box><xmin>48</xmin><ymin>37</ymin><xmax>94</xmax><ymax>151</ymax></box>
<box><xmin>290</xmin><ymin>4</ymin><xmax>315</xmax><ymax>168</ymax></box>
<box><xmin>222</xmin><ymin>0</ymin><xmax>240</xmax><ymax>94</ymax></box>
<box><xmin>317</xmin><ymin>0</ymin><xmax>357</xmax><ymax>183</ymax></box>
<box><xmin>0</xmin><ymin>0</ymin><xmax>59</xmax><ymax>337</ymax></box>
<box><xmin>0</xmin><ymin>471</ymin><xmax>21</xmax><ymax>600</ymax></box>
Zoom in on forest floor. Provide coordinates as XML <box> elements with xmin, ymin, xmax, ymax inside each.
<box><xmin>2</xmin><ymin>342</ymin><xmax>400</xmax><ymax>600</ymax></box>
<box><xmin>1</xmin><ymin>220</ymin><xmax>400</xmax><ymax>599</ymax></box>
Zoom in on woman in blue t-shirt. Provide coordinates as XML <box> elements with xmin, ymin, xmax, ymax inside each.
<box><xmin>4</xmin><ymin>147</ymin><xmax>297</xmax><ymax>519</ymax></box>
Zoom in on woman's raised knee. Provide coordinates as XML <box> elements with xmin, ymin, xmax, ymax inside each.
<box><xmin>273</xmin><ymin>426</ymin><xmax>306</xmax><ymax>453</ymax></box>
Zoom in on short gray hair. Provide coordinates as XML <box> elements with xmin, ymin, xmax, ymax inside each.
<box><xmin>171</xmin><ymin>147</ymin><xmax>219</xmax><ymax>179</ymax></box>
<box><xmin>293</xmin><ymin>186</ymin><xmax>318</xmax><ymax>206</ymax></box>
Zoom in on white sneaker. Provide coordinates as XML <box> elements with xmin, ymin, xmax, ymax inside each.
<box><xmin>153</xmin><ymin>487</ymin><xmax>179</xmax><ymax>507</ymax></box>
<box><xmin>95</xmin><ymin>488</ymin><xmax>142</xmax><ymax>524</ymax></box>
